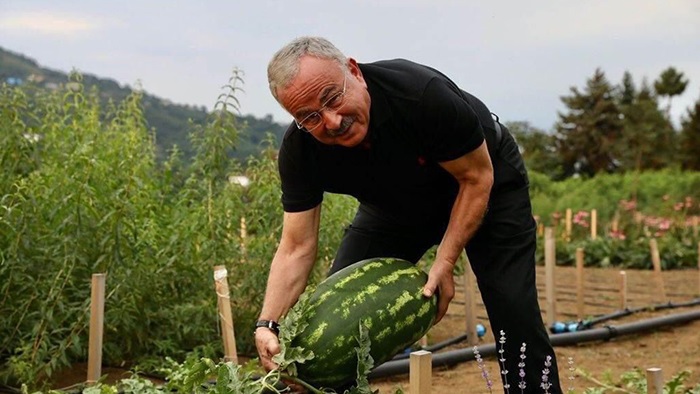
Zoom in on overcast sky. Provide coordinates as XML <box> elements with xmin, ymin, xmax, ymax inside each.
<box><xmin>1</xmin><ymin>1</ymin><xmax>699</xmax><ymax>130</ymax></box>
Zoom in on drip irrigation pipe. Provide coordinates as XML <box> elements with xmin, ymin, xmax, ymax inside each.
<box><xmin>368</xmin><ymin>307</ymin><xmax>700</xmax><ymax>380</ymax></box>
<box><xmin>578</xmin><ymin>298</ymin><xmax>700</xmax><ymax>329</ymax></box>
<box><xmin>393</xmin><ymin>299</ymin><xmax>700</xmax><ymax>362</ymax></box>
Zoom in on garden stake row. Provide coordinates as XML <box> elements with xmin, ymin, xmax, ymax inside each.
<box><xmin>543</xmin><ymin>228</ymin><xmax>684</xmax><ymax>327</ymax></box>
<box><xmin>563</xmin><ymin>208</ymin><xmax>598</xmax><ymax>241</ymax></box>
<box><xmin>87</xmin><ymin>273</ymin><xmax>106</xmax><ymax>384</ymax></box>
<box><xmin>547</xmin><ymin>208</ymin><xmax>700</xmax><ymax>243</ymax></box>
<box><xmin>213</xmin><ymin>265</ymin><xmax>238</xmax><ymax>364</ymax></box>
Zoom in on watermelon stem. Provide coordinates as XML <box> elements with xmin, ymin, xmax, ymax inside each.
<box><xmin>280</xmin><ymin>374</ymin><xmax>329</xmax><ymax>393</ymax></box>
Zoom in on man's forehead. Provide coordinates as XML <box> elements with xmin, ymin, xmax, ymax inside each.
<box><xmin>295</xmin><ymin>56</ymin><xmax>344</xmax><ymax>82</ymax></box>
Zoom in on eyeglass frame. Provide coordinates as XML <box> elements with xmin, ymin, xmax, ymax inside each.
<box><xmin>293</xmin><ymin>74</ymin><xmax>348</xmax><ymax>132</ymax></box>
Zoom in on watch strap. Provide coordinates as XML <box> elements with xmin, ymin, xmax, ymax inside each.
<box><xmin>255</xmin><ymin>319</ymin><xmax>280</xmax><ymax>335</ymax></box>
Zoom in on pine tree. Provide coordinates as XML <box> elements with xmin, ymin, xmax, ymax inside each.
<box><xmin>555</xmin><ymin>68</ymin><xmax>623</xmax><ymax>177</ymax></box>
<box><xmin>653</xmin><ymin>67</ymin><xmax>689</xmax><ymax>121</ymax></box>
<box><xmin>619</xmin><ymin>71</ymin><xmax>637</xmax><ymax>107</ymax></box>
<box><xmin>618</xmin><ymin>79</ymin><xmax>676</xmax><ymax>171</ymax></box>
<box><xmin>679</xmin><ymin>93</ymin><xmax>700</xmax><ymax>170</ymax></box>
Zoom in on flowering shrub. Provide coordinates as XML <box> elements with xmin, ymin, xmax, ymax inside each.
<box><xmin>535</xmin><ymin>194</ymin><xmax>700</xmax><ymax>269</ymax></box>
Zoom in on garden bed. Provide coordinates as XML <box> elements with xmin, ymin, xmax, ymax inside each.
<box><xmin>372</xmin><ymin>265</ymin><xmax>700</xmax><ymax>392</ymax></box>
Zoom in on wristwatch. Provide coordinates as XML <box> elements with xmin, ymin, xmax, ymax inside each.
<box><xmin>255</xmin><ymin>319</ymin><xmax>280</xmax><ymax>335</ymax></box>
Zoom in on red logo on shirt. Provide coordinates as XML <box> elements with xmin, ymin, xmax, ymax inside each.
<box><xmin>417</xmin><ymin>156</ymin><xmax>426</xmax><ymax>166</ymax></box>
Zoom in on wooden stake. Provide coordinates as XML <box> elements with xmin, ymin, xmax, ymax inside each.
<box><xmin>545</xmin><ymin>227</ymin><xmax>557</xmax><ymax>326</ymax></box>
<box><xmin>611</xmin><ymin>212</ymin><xmax>619</xmax><ymax>233</ymax></box>
<box><xmin>240</xmin><ymin>217</ymin><xmax>247</xmax><ymax>264</ymax></box>
<box><xmin>537</xmin><ymin>222</ymin><xmax>544</xmax><ymax>237</ymax></box>
<box><xmin>410</xmin><ymin>350</ymin><xmax>432</xmax><ymax>394</ymax></box>
<box><xmin>590</xmin><ymin>209</ymin><xmax>597</xmax><ymax>240</ymax></box>
<box><xmin>575</xmin><ymin>248</ymin><xmax>585</xmax><ymax>320</ymax></box>
<box><xmin>214</xmin><ymin>265</ymin><xmax>238</xmax><ymax>364</ymax></box>
<box><xmin>697</xmin><ymin>241</ymin><xmax>700</xmax><ymax>297</ymax></box>
<box><xmin>463</xmin><ymin>255</ymin><xmax>478</xmax><ymax>346</ymax></box>
<box><xmin>693</xmin><ymin>216</ymin><xmax>699</xmax><ymax>237</ymax></box>
<box><xmin>87</xmin><ymin>273</ymin><xmax>106</xmax><ymax>384</ymax></box>
<box><xmin>649</xmin><ymin>239</ymin><xmax>667</xmax><ymax>301</ymax></box>
<box><xmin>619</xmin><ymin>271</ymin><xmax>628</xmax><ymax>310</ymax></box>
<box><xmin>646</xmin><ymin>367</ymin><xmax>664</xmax><ymax>394</ymax></box>
<box><xmin>565</xmin><ymin>208</ymin><xmax>572</xmax><ymax>241</ymax></box>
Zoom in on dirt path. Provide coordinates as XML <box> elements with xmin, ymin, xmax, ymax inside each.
<box><xmin>371</xmin><ymin>265</ymin><xmax>700</xmax><ymax>393</ymax></box>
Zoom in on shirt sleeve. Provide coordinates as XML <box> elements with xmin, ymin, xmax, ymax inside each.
<box><xmin>417</xmin><ymin>77</ymin><xmax>485</xmax><ymax>162</ymax></box>
<box><xmin>278</xmin><ymin>127</ymin><xmax>324</xmax><ymax>212</ymax></box>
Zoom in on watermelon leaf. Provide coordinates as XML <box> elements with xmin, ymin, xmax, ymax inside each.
<box><xmin>273</xmin><ymin>289</ymin><xmax>316</xmax><ymax>376</ymax></box>
<box><xmin>343</xmin><ymin>319</ymin><xmax>378</xmax><ymax>394</ymax></box>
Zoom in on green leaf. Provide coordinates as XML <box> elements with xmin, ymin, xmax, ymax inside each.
<box><xmin>273</xmin><ymin>289</ymin><xmax>316</xmax><ymax>375</ymax></box>
<box><xmin>343</xmin><ymin>319</ymin><xmax>376</xmax><ymax>394</ymax></box>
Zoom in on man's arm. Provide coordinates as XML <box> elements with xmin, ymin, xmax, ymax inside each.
<box><xmin>255</xmin><ymin>205</ymin><xmax>321</xmax><ymax>370</ymax></box>
<box><xmin>423</xmin><ymin>141</ymin><xmax>494</xmax><ymax>322</ymax></box>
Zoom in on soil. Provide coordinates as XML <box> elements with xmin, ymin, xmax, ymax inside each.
<box><xmin>49</xmin><ymin>266</ymin><xmax>700</xmax><ymax>393</ymax></box>
<box><xmin>370</xmin><ymin>265</ymin><xmax>700</xmax><ymax>393</ymax></box>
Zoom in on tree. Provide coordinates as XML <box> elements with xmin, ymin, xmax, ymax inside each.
<box><xmin>554</xmin><ymin>68</ymin><xmax>623</xmax><ymax>178</ymax></box>
<box><xmin>618</xmin><ymin>79</ymin><xmax>676</xmax><ymax>171</ymax></box>
<box><xmin>679</xmin><ymin>93</ymin><xmax>700</xmax><ymax>170</ymax></box>
<box><xmin>653</xmin><ymin>67</ymin><xmax>689</xmax><ymax>121</ymax></box>
<box><xmin>506</xmin><ymin>121</ymin><xmax>562</xmax><ymax>179</ymax></box>
<box><xmin>618</xmin><ymin>71</ymin><xmax>637</xmax><ymax>107</ymax></box>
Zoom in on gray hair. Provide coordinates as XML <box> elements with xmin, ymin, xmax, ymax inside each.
<box><xmin>267</xmin><ymin>36</ymin><xmax>348</xmax><ymax>102</ymax></box>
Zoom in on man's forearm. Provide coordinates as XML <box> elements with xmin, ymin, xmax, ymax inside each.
<box><xmin>436</xmin><ymin>180</ymin><xmax>491</xmax><ymax>266</ymax></box>
<box><xmin>258</xmin><ymin>249</ymin><xmax>316</xmax><ymax>322</ymax></box>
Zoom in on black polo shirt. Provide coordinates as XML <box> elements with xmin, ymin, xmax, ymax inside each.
<box><xmin>277</xmin><ymin>59</ymin><xmax>495</xmax><ymax>226</ymax></box>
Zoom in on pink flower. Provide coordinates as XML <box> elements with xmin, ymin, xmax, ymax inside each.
<box><xmin>609</xmin><ymin>230</ymin><xmax>626</xmax><ymax>240</ymax></box>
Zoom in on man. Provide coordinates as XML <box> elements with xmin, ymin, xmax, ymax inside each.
<box><xmin>255</xmin><ymin>36</ymin><xmax>561</xmax><ymax>393</ymax></box>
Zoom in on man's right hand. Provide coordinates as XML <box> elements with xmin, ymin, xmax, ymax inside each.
<box><xmin>255</xmin><ymin>328</ymin><xmax>281</xmax><ymax>371</ymax></box>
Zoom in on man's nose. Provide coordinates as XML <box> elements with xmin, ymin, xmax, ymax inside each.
<box><xmin>320</xmin><ymin>109</ymin><xmax>343</xmax><ymax>130</ymax></box>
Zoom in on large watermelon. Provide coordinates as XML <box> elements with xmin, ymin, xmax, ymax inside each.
<box><xmin>290</xmin><ymin>257</ymin><xmax>438</xmax><ymax>388</ymax></box>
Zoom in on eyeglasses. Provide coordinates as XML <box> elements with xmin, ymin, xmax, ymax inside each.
<box><xmin>294</xmin><ymin>75</ymin><xmax>348</xmax><ymax>132</ymax></box>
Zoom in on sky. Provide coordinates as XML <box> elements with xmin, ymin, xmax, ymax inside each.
<box><xmin>1</xmin><ymin>1</ymin><xmax>699</xmax><ymax>131</ymax></box>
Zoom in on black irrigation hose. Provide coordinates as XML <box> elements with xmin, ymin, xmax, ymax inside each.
<box><xmin>577</xmin><ymin>298</ymin><xmax>700</xmax><ymax>329</ymax></box>
<box><xmin>394</xmin><ymin>300</ymin><xmax>700</xmax><ymax>360</ymax></box>
<box><xmin>368</xmin><ymin>307</ymin><xmax>700</xmax><ymax>380</ymax></box>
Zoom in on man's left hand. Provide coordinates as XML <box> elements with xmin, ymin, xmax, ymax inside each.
<box><xmin>422</xmin><ymin>259</ymin><xmax>456</xmax><ymax>323</ymax></box>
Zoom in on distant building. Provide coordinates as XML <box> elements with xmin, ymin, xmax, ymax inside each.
<box><xmin>27</xmin><ymin>74</ymin><xmax>44</xmax><ymax>83</ymax></box>
<box><xmin>228</xmin><ymin>175</ymin><xmax>250</xmax><ymax>188</ymax></box>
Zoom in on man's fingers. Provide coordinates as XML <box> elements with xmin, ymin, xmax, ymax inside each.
<box><xmin>422</xmin><ymin>280</ymin><xmax>437</xmax><ymax>297</ymax></box>
<box><xmin>255</xmin><ymin>330</ymin><xmax>281</xmax><ymax>371</ymax></box>
<box><xmin>261</xmin><ymin>354</ymin><xmax>279</xmax><ymax>371</ymax></box>
<box><xmin>440</xmin><ymin>295</ymin><xmax>452</xmax><ymax>321</ymax></box>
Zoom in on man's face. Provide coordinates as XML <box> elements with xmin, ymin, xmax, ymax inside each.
<box><xmin>278</xmin><ymin>56</ymin><xmax>371</xmax><ymax>147</ymax></box>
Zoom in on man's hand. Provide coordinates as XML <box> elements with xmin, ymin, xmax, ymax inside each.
<box><xmin>422</xmin><ymin>259</ymin><xmax>456</xmax><ymax>323</ymax></box>
<box><xmin>255</xmin><ymin>328</ymin><xmax>281</xmax><ymax>371</ymax></box>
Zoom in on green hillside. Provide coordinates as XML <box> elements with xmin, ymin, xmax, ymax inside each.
<box><xmin>0</xmin><ymin>46</ymin><xmax>288</xmax><ymax>162</ymax></box>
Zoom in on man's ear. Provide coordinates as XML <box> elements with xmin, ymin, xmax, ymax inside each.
<box><xmin>347</xmin><ymin>57</ymin><xmax>367</xmax><ymax>88</ymax></box>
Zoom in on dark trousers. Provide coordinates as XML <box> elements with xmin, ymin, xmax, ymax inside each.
<box><xmin>329</xmin><ymin>130</ymin><xmax>562</xmax><ymax>394</ymax></box>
